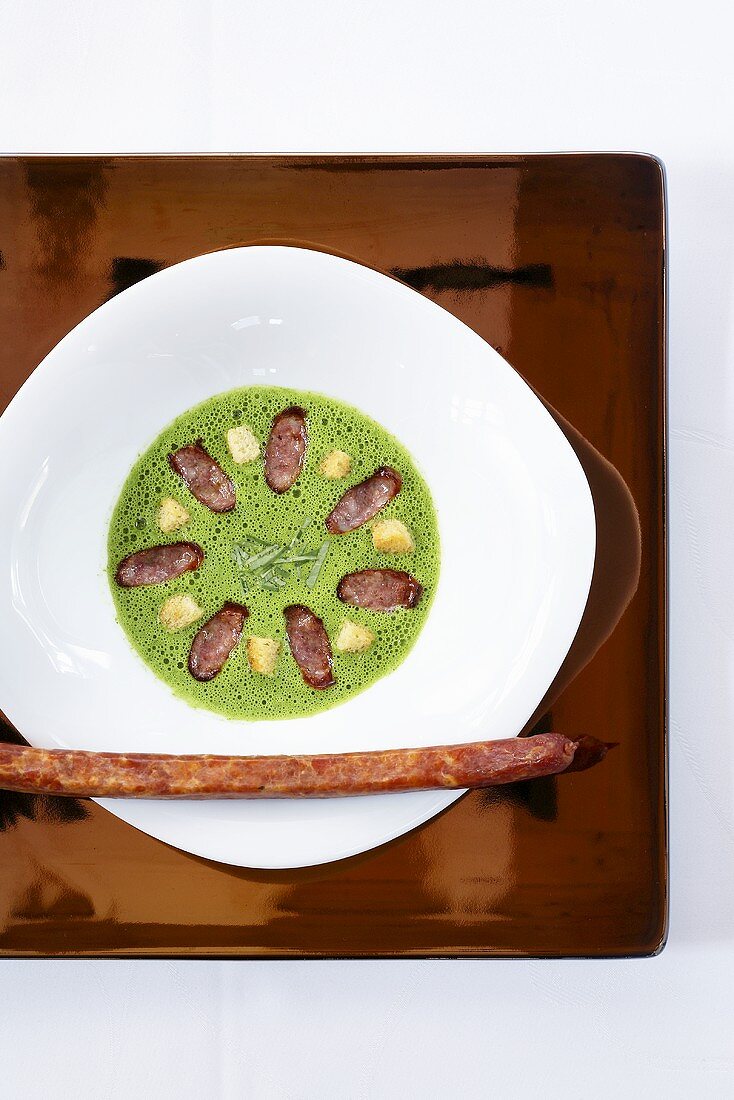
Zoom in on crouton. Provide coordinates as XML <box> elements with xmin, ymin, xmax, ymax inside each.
<box><xmin>247</xmin><ymin>636</ymin><xmax>280</xmax><ymax>675</ymax></box>
<box><xmin>157</xmin><ymin>497</ymin><xmax>190</xmax><ymax>533</ymax></box>
<box><xmin>335</xmin><ymin>620</ymin><xmax>375</xmax><ymax>653</ymax></box>
<box><xmin>372</xmin><ymin>518</ymin><xmax>414</xmax><ymax>554</ymax></box>
<box><xmin>158</xmin><ymin>593</ymin><xmax>203</xmax><ymax>632</ymax></box>
<box><xmin>226</xmin><ymin>424</ymin><xmax>260</xmax><ymax>464</ymax></box>
<box><xmin>318</xmin><ymin>449</ymin><xmax>352</xmax><ymax>479</ymax></box>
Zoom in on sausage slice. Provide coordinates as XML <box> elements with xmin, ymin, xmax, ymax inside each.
<box><xmin>169</xmin><ymin>441</ymin><xmax>236</xmax><ymax>513</ymax></box>
<box><xmin>115</xmin><ymin>542</ymin><xmax>204</xmax><ymax>587</ymax></box>
<box><xmin>264</xmin><ymin>406</ymin><xmax>307</xmax><ymax>493</ymax></box>
<box><xmin>188</xmin><ymin>602</ymin><xmax>248</xmax><ymax>682</ymax></box>
<box><xmin>325</xmin><ymin>466</ymin><xmax>402</xmax><ymax>534</ymax></box>
<box><xmin>337</xmin><ymin>569</ymin><xmax>423</xmax><ymax>611</ymax></box>
<box><xmin>284</xmin><ymin>604</ymin><xmax>335</xmax><ymax>689</ymax></box>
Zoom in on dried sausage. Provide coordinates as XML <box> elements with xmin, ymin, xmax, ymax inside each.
<box><xmin>264</xmin><ymin>406</ymin><xmax>307</xmax><ymax>493</ymax></box>
<box><xmin>337</xmin><ymin>568</ymin><xmax>423</xmax><ymax>611</ymax></box>
<box><xmin>0</xmin><ymin>734</ymin><xmax>610</xmax><ymax>798</ymax></box>
<box><xmin>0</xmin><ymin>734</ymin><xmax>608</xmax><ymax>798</ymax></box>
<box><xmin>115</xmin><ymin>542</ymin><xmax>204</xmax><ymax>587</ymax></box>
<box><xmin>188</xmin><ymin>602</ymin><xmax>248</xmax><ymax>682</ymax></box>
<box><xmin>284</xmin><ymin>604</ymin><xmax>335</xmax><ymax>689</ymax></box>
<box><xmin>325</xmin><ymin>465</ymin><xmax>402</xmax><ymax>534</ymax></box>
<box><xmin>169</xmin><ymin>441</ymin><xmax>236</xmax><ymax>512</ymax></box>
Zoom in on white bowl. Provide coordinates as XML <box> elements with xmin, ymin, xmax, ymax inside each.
<box><xmin>0</xmin><ymin>245</ymin><xmax>595</xmax><ymax>868</ymax></box>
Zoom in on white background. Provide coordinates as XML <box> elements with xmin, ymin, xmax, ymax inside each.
<box><xmin>1</xmin><ymin>0</ymin><xmax>732</xmax><ymax>1096</ymax></box>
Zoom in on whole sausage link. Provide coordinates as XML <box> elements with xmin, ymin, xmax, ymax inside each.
<box><xmin>0</xmin><ymin>734</ymin><xmax>610</xmax><ymax>798</ymax></box>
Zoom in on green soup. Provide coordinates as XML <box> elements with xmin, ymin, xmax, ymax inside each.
<box><xmin>108</xmin><ymin>386</ymin><xmax>440</xmax><ymax>720</ymax></box>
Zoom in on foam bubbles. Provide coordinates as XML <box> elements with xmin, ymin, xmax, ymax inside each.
<box><xmin>107</xmin><ymin>385</ymin><xmax>440</xmax><ymax>721</ymax></box>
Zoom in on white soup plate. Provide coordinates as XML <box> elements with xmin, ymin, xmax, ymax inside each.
<box><xmin>0</xmin><ymin>245</ymin><xmax>595</xmax><ymax>868</ymax></box>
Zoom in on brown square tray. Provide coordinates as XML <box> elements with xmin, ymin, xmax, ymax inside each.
<box><xmin>0</xmin><ymin>154</ymin><xmax>666</xmax><ymax>958</ymax></box>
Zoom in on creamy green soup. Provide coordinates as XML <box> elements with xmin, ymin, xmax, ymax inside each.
<box><xmin>108</xmin><ymin>386</ymin><xmax>440</xmax><ymax>720</ymax></box>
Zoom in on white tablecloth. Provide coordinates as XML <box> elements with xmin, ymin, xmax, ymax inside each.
<box><xmin>3</xmin><ymin>0</ymin><xmax>732</xmax><ymax>1095</ymax></box>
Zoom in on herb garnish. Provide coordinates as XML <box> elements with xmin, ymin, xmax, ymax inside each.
<box><xmin>232</xmin><ymin>519</ymin><xmax>331</xmax><ymax>594</ymax></box>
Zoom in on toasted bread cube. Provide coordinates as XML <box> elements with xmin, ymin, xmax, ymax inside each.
<box><xmin>372</xmin><ymin>518</ymin><xmax>414</xmax><ymax>554</ymax></box>
<box><xmin>226</xmin><ymin>424</ymin><xmax>260</xmax><ymax>464</ymax></box>
<box><xmin>318</xmin><ymin>449</ymin><xmax>352</xmax><ymax>479</ymax></box>
<box><xmin>335</xmin><ymin>620</ymin><xmax>375</xmax><ymax>653</ymax></box>
<box><xmin>157</xmin><ymin>497</ymin><xmax>190</xmax><ymax>533</ymax></box>
<box><xmin>159</xmin><ymin>593</ymin><xmax>203</xmax><ymax>632</ymax></box>
<box><xmin>247</xmin><ymin>636</ymin><xmax>280</xmax><ymax>675</ymax></box>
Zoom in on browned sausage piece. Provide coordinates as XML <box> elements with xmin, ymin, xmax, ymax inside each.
<box><xmin>169</xmin><ymin>440</ymin><xmax>236</xmax><ymax>513</ymax></box>
<box><xmin>337</xmin><ymin>568</ymin><xmax>423</xmax><ymax>611</ymax></box>
<box><xmin>284</xmin><ymin>604</ymin><xmax>335</xmax><ymax>689</ymax></box>
<box><xmin>325</xmin><ymin>465</ymin><xmax>402</xmax><ymax>534</ymax></box>
<box><xmin>264</xmin><ymin>406</ymin><xmax>307</xmax><ymax>493</ymax></box>
<box><xmin>0</xmin><ymin>734</ymin><xmax>611</xmax><ymax>798</ymax></box>
<box><xmin>188</xmin><ymin>602</ymin><xmax>248</xmax><ymax>682</ymax></box>
<box><xmin>115</xmin><ymin>542</ymin><xmax>204</xmax><ymax>587</ymax></box>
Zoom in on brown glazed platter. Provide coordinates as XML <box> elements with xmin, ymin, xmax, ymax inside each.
<box><xmin>0</xmin><ymin>155</ymin><xmax>666</xmax><ymax>957</ymax></box>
